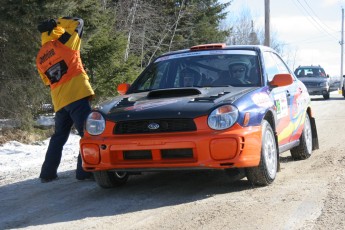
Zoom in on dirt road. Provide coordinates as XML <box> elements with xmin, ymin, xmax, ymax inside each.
<box><xmin>1</xmin><ymin>92</ymin><xmax>345</xmax><ymax>230</ymax></box>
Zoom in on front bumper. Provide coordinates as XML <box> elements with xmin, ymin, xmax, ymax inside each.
<box><xmin>80</xmin><ymin>116</ymin><xmax>262</xmax><ymax>172</ymax></box>
<box><xmin>306</xmin><ymin>86</ymin><xmax>329</xmax><ymax>95</ymax></box>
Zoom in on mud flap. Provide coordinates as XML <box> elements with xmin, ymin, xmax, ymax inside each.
<box><xmin>274</xmin><ymin>130</ymin><xmax>281</xmax><ymax>172</ymax></box>
<box><xmin>310</xmin><ymin>116</ymin><xmax>319</xmax><ymax>150</ymax></box>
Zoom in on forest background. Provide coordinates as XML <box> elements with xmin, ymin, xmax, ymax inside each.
<box><xmin>0</xmin><ymin>0</ymin><xmax>284</xmax><ymax>136</ymax></box>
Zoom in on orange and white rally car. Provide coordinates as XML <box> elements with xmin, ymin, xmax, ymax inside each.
<box><xmin>80</xmin><ymin>44</ymin><xmax>319</xmax><ymax>188</ymax></box>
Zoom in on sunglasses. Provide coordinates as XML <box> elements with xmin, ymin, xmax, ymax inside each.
<box><xmin>232</xmin><ymin>68</ymin><xmax>245</xmax><ymax>73</ymax></box>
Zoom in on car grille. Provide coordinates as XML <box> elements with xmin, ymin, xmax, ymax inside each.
<box><xmin>123</xmin><ymin>150</ymin><xmax>152</xmax><ymax>159</ymax></box>
<box><xmin>114</xmin><ymin>119</ymin><xmax>197</xmax><ymax>134</ymax></box>
<box><xmin>123</xmin><ymin>149</ymin><xmax>194</xmax><ymax>160</ymax></box>
<box><xmin>304</xmin><ymin>82</ymin><xmax>319</xmax><ymax>87</ymax></box>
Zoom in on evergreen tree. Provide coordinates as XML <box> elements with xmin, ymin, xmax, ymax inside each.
<box><xmin>0</xmin><ymin>0</ymin><xmax>50</xmax><ymax>128</ymax></box>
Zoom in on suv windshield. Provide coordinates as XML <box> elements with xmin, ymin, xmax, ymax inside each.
<box><xmin>294</xmin><ymin>67</ymin><xmax>327</xmax><ymax>78</ymax></box>
<box><xmin>128</xmin><ymin>50</ymin><xmax>261</xmax><ymax>93</ymax></box>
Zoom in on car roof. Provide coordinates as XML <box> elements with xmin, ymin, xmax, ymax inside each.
<box><xmin>158</xmin><ymin>44</ymin><xmax>276</xmax><ymax>58</ymax></box>
<box><xmin>295</xmin><ymin>65</ymin><xmax>324</xmax><ymax>69</ymax></box>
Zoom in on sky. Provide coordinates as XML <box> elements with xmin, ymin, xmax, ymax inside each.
<box><xmin>223</xmin><ymin>0</ymin><xmax>345</xmax><ymax>77</ymax></box>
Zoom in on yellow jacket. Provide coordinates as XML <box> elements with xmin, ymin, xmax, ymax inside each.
<box><xmin>36</xmin><ymin>17</ymin><xmax>94</xmax><ymax>112</ymax></box>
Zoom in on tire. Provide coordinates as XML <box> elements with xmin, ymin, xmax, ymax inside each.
<box><xmin>290</xmin><ymin>113</ymin><xmax>313</xmax><ymax>160</ymax></box>
<box><xmin>245</xmin><ymin>120</ymin><xmax>278</xmax><ymax>186</ymax></box>
<box><xmin>94</xmin><ymin>171</ymin><xmax>129</xmax><ymax>189</ymax></box>
<box><xmin>323</xmin><ymin>91</ymin><xmax>330</xmax><ymax>99</ymax></box>
<box><xmin>225</xmin><ymin>168</ymin><xmax>245</xmax><ymax>183</ymax></box>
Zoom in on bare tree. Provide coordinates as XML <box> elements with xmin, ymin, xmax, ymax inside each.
<box><xmin>114</xmin><ymin>0</ymin><xmax>229</xmax><ymax>68</ymax></box>
<box><xmin>124</xmin><ymin>0</ymin><xmax>139</xmax><ymax>61</ymax></box>
<box><xmin>115</xmin><ymin>0</ymin><xmax>173</xmax><ymax>65</ymax></box>
<box><xmin>227</xmin><ymin>6</ymin><xmax>287</xmax><ymax>55</ymax></box>
<box><xmin>168</xmin><ymin>0</ymin><xmax>185</xmax><ymax>52</ymax></box>
<box><xmin>228</xmin><ymin>8</ymin><xmax>254</xmax><ymax>45</ymax></box>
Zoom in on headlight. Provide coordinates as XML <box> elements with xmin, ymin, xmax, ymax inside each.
<box><xmin>208</xmin><ymin>105</ymin><xmax>239</xmax><ymax>130</ymax></box>
<box><xmin>86</xmin><ymin>111</ymin><xmax>105</xmax><ymax>135</ymax></box>
<box><xmin>320</xmin><ymin>82</ymin><xmax>328</xmax><ymax>87</ymax></box>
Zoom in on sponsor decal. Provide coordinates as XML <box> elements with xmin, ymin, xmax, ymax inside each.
<box><xmin>291</xmin><ymin>84</ymin><xmax>310</xmax><ymax>118</ymax></box>
<box><xmin>39</xmin><ymin>49</ymin><xmax>55</xmax><ymax>64</ymax></box>
<box><xmin>252</xmin><ymin>93</ymin><xmax>273</xmax><ymax>107</ymax></box>
<box><xmin>274</xmin><ymin>93</ymin><xmax>288</xmax><ymax>119</ymax></box>
<box><xmin>154</xmin><ymin>50</ymin><xmax>256</xmax><ymax>63</ymax></box>
<box><xmin>295</xmin><ymin>92</ymin><xmax>309</xmax><ymax>113</ymax></box>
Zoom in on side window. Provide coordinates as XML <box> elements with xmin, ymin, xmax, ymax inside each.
<box><xmin>263</xmin><ymin>52</ymin><xmax>293</xmax><ymax>81</ymax></box>
<box><xmin>320</xmin><ymin>68</ymin><xmax>326</xmax><ymax>76</ymax></box>
<box><xmin>271</xmin><ymin>53</ymin><xmax>290</xmax><ymax>74</ymax></box>
<box><xmin>137</xmin><ymin>62</ymin><xmax>168</xmax><ymax>90</ymax></box>
<box><xmin>263</xmin><ymin>52</ymin><xmax>279</xmax><ymax>81</ymax></box>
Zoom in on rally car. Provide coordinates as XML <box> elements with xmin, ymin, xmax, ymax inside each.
<box><xmin>80</xmin><ymin>44</ymin><xmax>319</xmax><ymax>188</ymax></box>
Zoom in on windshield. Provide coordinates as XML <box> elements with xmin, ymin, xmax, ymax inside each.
<box><xmin>295</xmin><ymin>67</ymin><xmax>326</xmax><ymax>78</ymax></box>
<box><xmin>128</xmin><ymin>50</ymin><xmax>261</xmax><ymax>93</ymax></box>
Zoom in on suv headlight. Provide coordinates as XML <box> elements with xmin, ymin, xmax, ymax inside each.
<box><xmin>320</xmin><ymin>82</ymin><xmax>328</xmax><ymax>87</ymax></box>
<box><xmin>86</xmin><ymin>111</ymin><xmax>105</xmax><ymax>135</ymax></box>
<box><xmin>208</xmin><ymin>105</ymin><xmax>239</xmax><ymax>130</ymax></box>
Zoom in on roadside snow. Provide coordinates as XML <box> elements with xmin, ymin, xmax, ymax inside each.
<box><xmin>0</xmin><ymin>114</ymin><xmax>55</xmax><ymax>130</ymax></box>
<box><xmin>34</xmin><ymin>114</ymin><xmax>55</xmax><ymax>127</ymax></box>
<box><xmin>0</xmin><ymin>134</ymin><xmax>80</xmax><ymax>185</ymax></box>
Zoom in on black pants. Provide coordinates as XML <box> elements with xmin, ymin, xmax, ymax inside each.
<box><xmin>39</xmin><ymin>98</ymin><xmax>91</xmax><ymax>180</ymax></box>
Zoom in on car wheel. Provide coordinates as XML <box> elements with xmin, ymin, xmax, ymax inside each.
<box><xmin>245</xmin><ymin>120</ymin><xmax>278</xmax><ymax>186</ymax></box>
<box><xmin>224</xmin><ymin>168</ymin><xmax>245</xmax><ymax>183</ymax></box>
<box><xmin>94</xmin><ymin>171</ymin><xmax>129</xmax><ymax>188</ymax></box>
<box><xmin>323</xmin><ymin>91</ymin><xmax>330</xmax><ymax>99</ymax></box>
<box><xmin>290</xmin><ymin>112</ymin><xmax>312</xmax><ymax>160</ymax></box>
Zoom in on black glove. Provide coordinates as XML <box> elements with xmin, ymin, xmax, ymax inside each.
<box><xmin>37</xmin><ymin>19</ymin><xmax>57</xmax><ymax>35</ymax></box>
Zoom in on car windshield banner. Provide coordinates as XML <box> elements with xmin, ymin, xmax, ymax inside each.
<box><xmin>154</xmin><ymin>50</ymin><xmax>257</xmax><ymax>63</ymax></box>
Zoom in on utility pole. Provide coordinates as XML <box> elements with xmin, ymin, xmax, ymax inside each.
<box><xmin>264</xmin><ymin>0</ymin><xmax>270</xmax><ymax>46</ymax></box>
<box><xmin>340</xmin><ymin>7</ymin><xmax>344</xmax><ymax>95</ymax></box>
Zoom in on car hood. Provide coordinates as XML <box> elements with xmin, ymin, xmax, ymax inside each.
<box><xmin>96</xmin><ymin>87</ymin><xmax>256</xmax><ymax>122</ymax></box>
<box><xmin>298</xmin><ymin>77</ymin><xmax>328</xmax><ymax>83</ymax></box>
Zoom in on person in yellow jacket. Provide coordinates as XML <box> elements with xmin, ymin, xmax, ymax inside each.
<box><xmin>36</xmin><ymin>17</ymin><xmax>95</xmax><ymax>183</ymax></box>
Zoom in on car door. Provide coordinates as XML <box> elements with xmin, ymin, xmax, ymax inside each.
<box><xmin>271</xmin><ymin>53</ymin><xmax>308</xmax><ymax>143</ymax></box>
<box><xmin>263</xmin><ymin>51</ymin><xmax>298</xmax><ymax>146</ymax></box>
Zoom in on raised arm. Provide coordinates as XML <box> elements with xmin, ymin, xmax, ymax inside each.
<box><xmin>57</xmin><ymin>17</ymin><xmax>84</xmax><ymax>50</ymax></box>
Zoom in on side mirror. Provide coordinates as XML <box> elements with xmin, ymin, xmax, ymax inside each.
<box><xmin>270</xmin><ymin>73</ymin><xmax>294</xmax><ymax>87</ymax></box>
<box><xmin>117</xmin><ymin>83</ymin><xmax>131</xmax><ymax>95</ymax></box>
<box><xmin>326</xmin><ymin>74</ymin><xmax>329</xmax><ymax>78</ymax></box>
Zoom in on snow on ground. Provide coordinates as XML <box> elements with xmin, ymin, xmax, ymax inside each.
<box><xmin>34</xmin><ymin>114</ymin><xmax>55</xmax><ymax>127</ymax></box>
<box><xmin>0</xmin><ymin>113</ymin><xmax>55</xmax><ymax>130</ymax></box>
<box><xmin>0</xmin><ymin>133</ymin><xmax>80</xmax><ymax>185</ymax></box>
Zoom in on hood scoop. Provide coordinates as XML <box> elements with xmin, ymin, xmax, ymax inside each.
<box><xmin>148</xmin><ymin>88</ymin><xmax>202</xmax><ymax>98</ymax></box>
<box><xmin>193</xmin><ymin>91</ymin><xmax>230</xmax><ymax>102</ymax></box>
